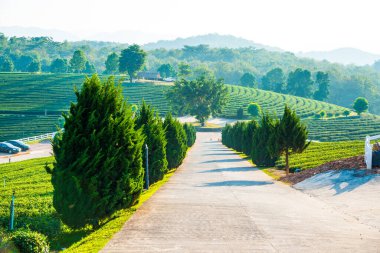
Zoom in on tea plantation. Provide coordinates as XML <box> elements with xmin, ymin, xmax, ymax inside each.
<box><xmin>1</xmin><ymin>73</ymin><xmax>379</xmax><ymax>142</ymax></box>
<box><xmin>275</xmin><ymin>140</ymin><xmax>364</xmax><ymax>170</ymax></box>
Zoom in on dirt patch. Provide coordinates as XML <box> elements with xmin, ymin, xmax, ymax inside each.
<box><xmin>280</xmin><ymin>155</ymin><xmax>380</xmax><ymax>185</ymax></box>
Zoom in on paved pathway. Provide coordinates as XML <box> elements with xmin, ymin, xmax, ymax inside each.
<box><xmin>0</xmin><ymin>142</ymin><xmax>52</xmax><ymax>164</ymax></box>
<box><xmin>102</xmin><ymin>132</ymin><xmax>380</xmax><ymax>252</ymax></box>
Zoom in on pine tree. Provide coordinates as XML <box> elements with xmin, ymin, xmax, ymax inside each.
<box><xmin>277</xmin><ymin>105</ymin><xmax>310</xmax><ymax>175</ymax></box>
<box><xmin>135</xmin><ymin>101</ymin><xmax>168</xmax><ymax>184</ymax></box>
<box><xmin>242</xmin><ymin>120</ymin><xmax>259</xmax><ymax>156</ymax></box>
<box><xmin>183</xmin><ymin>123</ymin><xmax>196</xmax><ymax>147</ymax></box>
<box><xmin>164</xmin><ymin>113</ymin><xmax>187</xmax><ymax>169</ymax></box>
<box><xmin>51</xmin><ymin>75</ymin><xmax>144</xmax><ymax>228</ymax></box>
<box><xmin>251</xmin><ymin>113</ymin><xmax>280</xmax><ymax>166</ymax></box>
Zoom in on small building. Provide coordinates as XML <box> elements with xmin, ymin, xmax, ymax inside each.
<box><xmin>137</xmin><ymin>71</ymin><xmax>161</xmax><ymax>80</ymax></box>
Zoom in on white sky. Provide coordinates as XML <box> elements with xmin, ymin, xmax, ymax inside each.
<box><xmin>1</xmin><ymin>0</ymin><xmax>380</xmax><ymax>53</ymax></box>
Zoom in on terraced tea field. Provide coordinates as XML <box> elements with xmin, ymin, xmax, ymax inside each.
<box><xmin>276</xmin><ymin>140</ymin><xmax>363</xmax><ymax>170</ymax></box>
<box><xmin>1</xmin><ymin>73</ymin><xmax>380</xmax><ymax>142</ymax></box>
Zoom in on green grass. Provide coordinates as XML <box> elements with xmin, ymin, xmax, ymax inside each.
<box><xmin>275</xmin><ymin>140</ymin><xmax>364</xmax><ymax>170</ymax></box>
<box><xmin>1</xmin><ymin>73</ymin><xmax>379</xmax><ymax>142</ymax></box>
<box><xmin>0</xmin><ymin>157</ymin><xmax>174</xmax><ymax>252</ymax></box>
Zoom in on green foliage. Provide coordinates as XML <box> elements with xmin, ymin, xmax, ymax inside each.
<box><xmin>343</xmin><ymin>110</ymin><xmax>350</xmax><ymax>117</ymax></box>
<box><xmin>84</xmin><ymin>61</ymin><xmax>96</xmax><ymax>74</ymax></box>
<box><xmin>353</xmin><ymin>97</ymin><xmax>369</xmax><ymax>115</ymax></box>
<box><xmin>157</xmin><ymin>63</ymin><xmax>176</xmax><ymax>78</ymax></box>
<box><xmin>319</xmin><ymin>110</ymin><xmax>326</xmax><ymax>118</ymax></box>
<box><xmin>52</xmin><ymin>74</ymin><xmax>144</xmax><ymax>228</ymax></box>
<box><xmin>242</xmin><ymin>120</ymin><xmax>259</xmax><ymax>155</ymax></box>
<box><xmin>50</xmin><ymin>58</ymin><xmax>68</xmax><ymax>73</ymax></box>
<box><xmin>240</xmin><ymin>73</ymin><xmax>256</xmax><ymax>88</ymax></box>
<box><xmin>221</xmin><ymin>120</ymin><xmax>259</xmax><ymax>157</ymax></box>
<box><xmin>119</xmin><ymin>44</ymin><xmax>147</xmax><ymax>82</ymax></box>
<box><xmin>261</xmin><ymin>68</ymin><xmax>284</xmax><ymax>92</ymax></box>
<box><xmin>28</xmin><ymin>59</ymin><xmax>41</xmax><ymax>73</ymax></box>
<box><xmin>69</xmin><ymin>50</ymin><xmax>87</xmax><ymax>73</ymax></box>
<box><xmin>251</xmin><ymin>113</ymin><xmax>280</xmax><ymax>167</ymax></box>
<box><xmin>167</xmin><ymin>75</ymin><xmax>229</xmax><ymax>125</ymax></box>
<box><xmin>276</xmin><ymin>140</ymin><xmax>363</xmax><ymax>170</ymax></box>
<box><xmin>276</xmin><ymin>105</ymin><xmax>310</xmax><ymax>175</ymax></box>
<box><xmin>327</xmin><ymin>112</ymin><xmax>333</xmax><ymax>118</ymax></box>
<box><xmin>2</xmin><ymin>74</ymin><xmax>380</xmax><ymax>142</ymax></box>
<box><xmin>1</xmin><ymin>57</ymin><xmax>14</xmax><ymax>72</ymax></box>
<box><xmin>247</xmin><ymin>102</ymin><xmax>262</xmax><ymax>117</ymax></box>
<box><xmin>313</xmin><ymin>71</ymin><xmax>329</xmax><ymax>101</ymax></box>
<box><xmin>105</xmin><ymin>52</ymin><xmax>119</xmax><ymax>74</ymax></box>
<box><xmin>163</xmin><ymin>113</ymin><xmax>187</xmax><ymax>169</ymax></box>
<box><xmin>11</xmin><ymin>229</ymin><xmax>49</xmax><ymax>253</ymax></box>
<box><xmin>177</xmin><ymin>62</ymin><xmax>191</xmax><ymax>77</ymax></box>
<box><xmin>183</xmin><ymin>123</ymin><xmax>196</xmax><ymax>147</ymax></box>
<box><xmin>236</xmin><ymin>107</ymin><xmax>244</xmax><ymax>119</ymax></box>
<box><xmin>287</xmin><ymin>68</ymin><xmax>313</xmax><ymax>97</ymax></box>
<box><xmin>135</xmin><ymin>101</ymin><xmax>168</xmax><ymax>185</ymax></box>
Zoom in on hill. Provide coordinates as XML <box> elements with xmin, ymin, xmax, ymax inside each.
<box><xmin>143</xmin><ymin>33</ymin><xmax>282</xmax><ymax>51</ymax></box>
<box><xmin>298</xmin><ymin>48</ymin><xmax>380</xmax><ymax>66</ymax></box>
<box><xmin>1</xmin><ymin>73</ymin><xmax>379</xmax><ymax>142</ymax></box>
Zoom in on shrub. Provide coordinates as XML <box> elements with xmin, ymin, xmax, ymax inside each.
<box><xmin>319</xmin><ymin>110</ymin><xmax>326</xmax><ymax>118</ymax></box>
<box><xmin>242</xmin><ymin>120</ymin><xmax>259</xmax><ymax>155</ymax></box>
<box><xmin>353</xmin><ymin>97</ymin><xmax>368</xmax><ymax>115</ymax></box>
<box><xmin>236</xmin><ymin>107</ymin><xmax>244</xmax><ymax>119</ymax></box>
<box><xmin>247</xmin><ymin>102</ymin><xmax>262</xmax><ymax>117</ymax></box>
<box><xmin>135</xmin><ymin>101</ymin><xmax>168</xmax><ymax>185</ymax></box>
<box><xmin>335</xmin><ymin>112</ymin><xmax>341</xmax><ymax>117</ymax></box>
<box><xmin>251</xmin><ymin>113</ymin><xmax>280</xmax><ymax>166</ymax></box>
<box><xmin>164</xmin><ymin>113</ymin><xmax>187</xmax><ymax>168</ymax></box>
<box><xmin>327</xmin><ymin>112</ymin><xmax>333</xmax><ymax>118</ymax></box>
<box><xmin>52</xmin><ymin>75</ymin><xmax>144</xmax><ymax>228</ymax></box>
<box><xmin>343</xmin><ymin>110</ymin><xmax>350</xmax><ymax>117</ymax></box>
<box><xmin>314</xmin><ymin>113</ymin><xmax>321</xmax><ymax>119</ymax></box>
<box><xmin>183</xmin><ymin>123</ymin><xmax>196</xmax><ymax>147</ymax></box>
<box><xmin>11</xmin><ymin>229</ymin><xmax>49</xmax><ymax>253</ymax></box>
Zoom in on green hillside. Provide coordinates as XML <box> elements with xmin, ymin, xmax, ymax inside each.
<box><xmin>0</xmin><ymin>73</ymin><xmax>379</xmax><ymax>142</ymax></box>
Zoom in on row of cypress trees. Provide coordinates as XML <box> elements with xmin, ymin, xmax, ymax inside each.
<box><xmin>50</xmin><ymin>75</ymin><xmax>196</xmax><ymax>229</ymax></box>
<box><xmin>222</xmin><ymin>105</ymin><xmax>309</xmax><ymax>175</ymax></box>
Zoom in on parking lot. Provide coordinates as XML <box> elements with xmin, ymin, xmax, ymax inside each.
<box><xmin>0</xmin><ymin>142</ymin><xmax>53</xmax><ymax>164</ymax></box>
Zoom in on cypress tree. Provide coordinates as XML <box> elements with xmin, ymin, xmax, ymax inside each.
<box><xmin>135</xmin><ymin>101</ymin><xmax>168</xmax><ymax>184</ymax></box>
<box><xmin>242</xmin><ymin>120</ymin><xmax>259</xmax><ymax>156</ymax></box>
<box><xmin>277</xmin><ymin>105</ymin><xmax>310</xmax><ymax>175</ymax></box>
<box><xmin>183</xmin><ymin>123</ymin><xmax>196</xmax><ymax>147</ymax></box>
<box><xmin>222</xmin><ymin>124</ymin><xmax>232</xmax><ymax>147</ymax></box>
<box><xmin>51</xmin><ymin>75</ymin><xmax>144</xmax><ymax>228</ymax></box>
<box><xmin>164</xmin><ymin>113</ymin><xmax>187</xmax><ymax>169</ymax></box>
<box><xmin>251</xmin><ymin>113</ymin><xmax>280</xmax><ymax>167</ymax></box>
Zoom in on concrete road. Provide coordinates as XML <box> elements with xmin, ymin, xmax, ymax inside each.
<box><xmin>0</xmin><ymin>142</ymin><xmax>52</xmax><ymax>164</ymax></box>
<box><xmin>102</xmin><ymin>132</ymin><xmax>380</xmax><ymax>253</ymax></box>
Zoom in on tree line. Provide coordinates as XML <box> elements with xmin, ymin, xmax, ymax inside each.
<box><xmin>48</xmin><ymin>74</ymin><xmax>196</xmax><ymax>228</ymax></box>
<box><xmin>1</xmin><ymin>34</ymin><xmax>379</xmax><ymax>113</ymax></box>
<box><xmin>222</xmin><ymin>105</ymin><xmax>309</xmax><ymax>175</ymax></box>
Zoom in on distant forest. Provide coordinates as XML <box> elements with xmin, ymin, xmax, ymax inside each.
<box><xmin>1</xmin><ymin>34</ymin><xmax>380</xmax><ymax>114</ymax></box>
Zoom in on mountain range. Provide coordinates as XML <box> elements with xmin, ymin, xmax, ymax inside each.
<box><xmin>1</xmin><ymin>26</ymin><xmax>379</xmax><ymax>66</ymax></box>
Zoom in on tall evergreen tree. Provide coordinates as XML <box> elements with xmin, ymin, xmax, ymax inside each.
<box><xmin>135</xmin><ymin>101</ymin><xmax>168</xmax><ymax>184</ymax></box>
<box><xmin>51</xmin><ymin>75</ymin><xmax>144</xmax><ymax>228</ymax></box>
<box><xmin>277</xmin><ymin>105</ymin><xmax>310</xmax><ymax>175</ymax></box>
<box><xmin>251</xmin><ymin>113</ymin><xmax>280</xmax><ymax>166</ymax></box>
<box><xmin>163</xmin><ymin>113</ymin><xmax>187</xmax><ymax>169</ymax></box>
<box><xmin>242</xmin><ymin>120</ymin><xmax>259</xmax><ymax>156</ymax></box>
<box><xmin>183</xmin><ymin>123</ymin><xmax>196</xmax><ymax>147</ymax></box>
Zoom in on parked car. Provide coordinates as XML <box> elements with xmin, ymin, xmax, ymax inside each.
<box><xmin>5</xmin><ymin>140</ymin><xmax>30</xmax><ymax>151</ymax></box>
<box><xmin>0</xmin><ymin>142</ymin><xmax>21</xmax><ymax>154</ymax></box>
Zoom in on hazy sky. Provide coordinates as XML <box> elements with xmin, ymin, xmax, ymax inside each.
<box><xmin>1</xmin><ymin>0</ymin><xmax>380</xmax><ymax>53</ymax></box>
